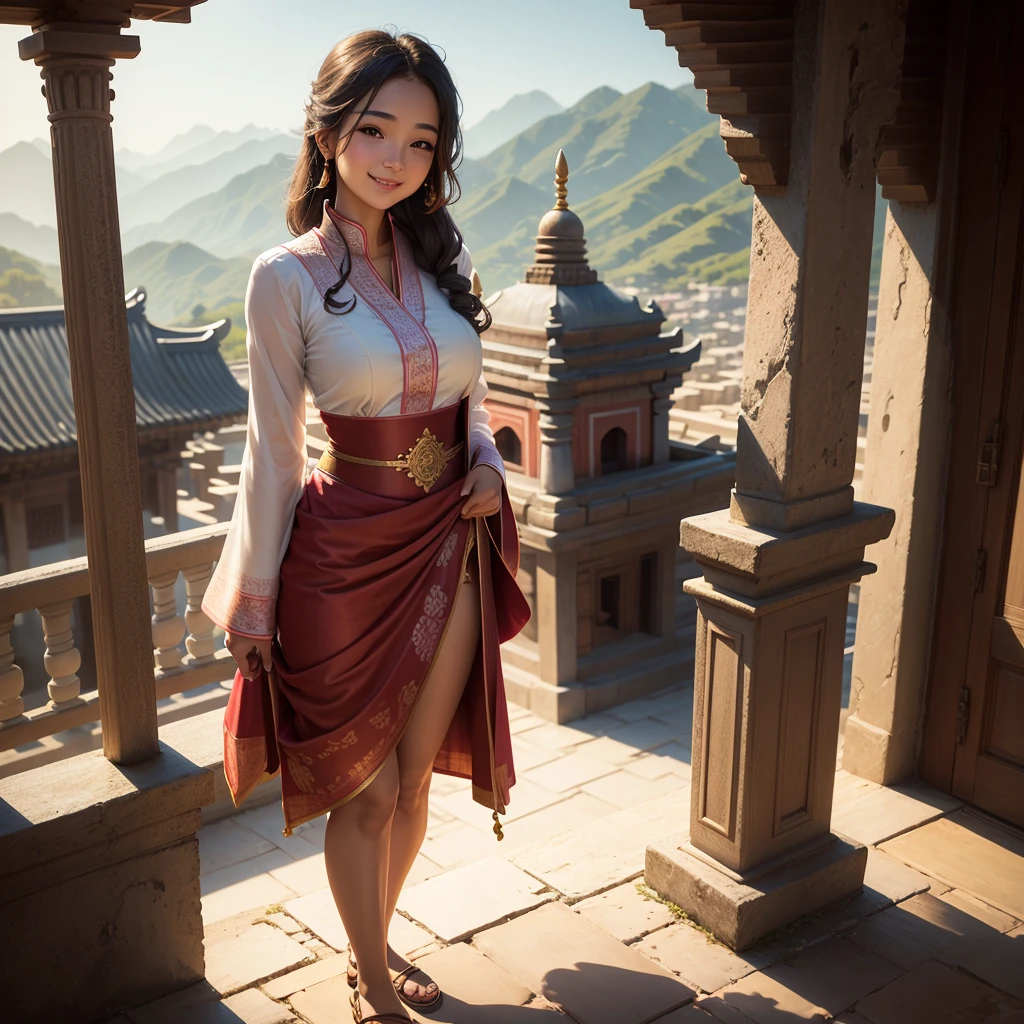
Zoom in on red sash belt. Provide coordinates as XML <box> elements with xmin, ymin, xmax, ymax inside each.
<box><xmin>316</xmin><ymin>398</ymin><xmax>468</xmax><ymax>500</ymax></box>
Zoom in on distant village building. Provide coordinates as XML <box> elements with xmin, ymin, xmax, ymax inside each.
<box><xmin>479</xmin><ymin>151</ymin><xmax>735</xmax><ymax>722</ymax></box>
<box><xmin>0</xmin><ymin>286</ymin><xmax>248</xmax><ymax>575</ymax></box>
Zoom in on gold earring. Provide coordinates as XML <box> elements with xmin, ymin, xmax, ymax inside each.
<box><xmin>317</xmin><ymin>159</ymin><xmax>332</xmax><ymax>190</ymax></box>
<box><xmin>423</xmin><ymin>179</ymin><xmax>439</xmax><ymax>209</ymax></box>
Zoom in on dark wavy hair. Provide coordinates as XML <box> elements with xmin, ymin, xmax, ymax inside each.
<box><xmin>285</xmin><ymin>30</ymin><xmax>490</xmax><ymax>333</ymax></box>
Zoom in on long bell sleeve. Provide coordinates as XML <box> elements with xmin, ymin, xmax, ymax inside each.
<box><xmin>455</xmin><ymin>242</ymin><xmax>506</xmax><ymax>482</ymax></box>
<box><xmin>202</xmin><ymin>254</ymin><xmax>308</xmax><ymax>640</ymax></box>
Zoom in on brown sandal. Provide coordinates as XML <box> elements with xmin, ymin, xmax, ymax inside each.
<box><xmin>350</xmin><ymin>988</ymin><xmax>412</xmax><ymax>1024</ymax></box>
<box><xmin>347</xmin><ymin>952</ymin><xmax>443</xmax><ymax>1010</ymax></box>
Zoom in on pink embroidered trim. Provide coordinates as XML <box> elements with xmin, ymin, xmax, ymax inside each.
<box><xmin>283</xmin><ymin>230</ymin><xmax>342</xmax><ymax>300</ymax></box>
<box><xmin>471</xmin><ymin>438</ymin><xmax>507</xmax><ymax>481</ymax></box>
<box><xmin>202</xmin><ymin>565</ymin><xmax>278</xmax><ymax>639</ymax></box>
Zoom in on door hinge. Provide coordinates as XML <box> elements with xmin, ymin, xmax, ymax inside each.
<box><xmin>973</xmin><ymin>548</ymin><xmax>987</xmax><ymax>592</ymax></box>
<box><xmin>977</xmin><ymin>421</ymin><xmax>1001</xmax><ymax>485</ymax></box>
<box><xmin>956</xmin><ymin>686</ymin><xmax>971</xmax><ymax>745</ymax></box>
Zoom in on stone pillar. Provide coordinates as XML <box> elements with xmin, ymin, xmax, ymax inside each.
<box><xmin>538</xmin><ymin>403</ymin><xmax>576</xmax><ymax>495</ymax></box>
<box><xmin>1</xmin><ymin>493</ymin><xmax>30</xmax><ymax>575</ymax></box>
<box><xmin>651</xmin><ymin>381</ymin><xmax>675</xmax><ymax>465</ymax></box>
<box><xmin>156</xmin><ymin>463</ymin><xmax>180</xmax><ymax>534</ymax></box>
<box><xmin>844</xmin><ymin>204</ymin><xmax>956</xmax><ymax>784</ymax></box>
<box><xmin>20</xmin><ymin>23</ymin><xmax>158</xmax><ymax>764</ymax></box>
<box><xmin>645</xmin><ymin>0</ymin><xmax>905</xmax><ymax>950</ymax></box>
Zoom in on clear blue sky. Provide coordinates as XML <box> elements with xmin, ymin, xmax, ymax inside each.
<box><xmin>0</xmin><ymin>0</ymin><xmax>694</xmax><ymax>154</ymax></box>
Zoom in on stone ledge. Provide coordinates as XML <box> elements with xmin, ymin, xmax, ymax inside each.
<box><xmin>0</xmin><ymin>742</ymin><xmax>214</xmax><ymax>897</ymax></box>
<box><xmin>645</xmin><ymin>830</ymin><xmax>868</xmax><ymax>951</ymax></box>
<box><xmin>679</xmin><ymin>502</ymin><xmax>895</xmax><ymax>584</ymax></box>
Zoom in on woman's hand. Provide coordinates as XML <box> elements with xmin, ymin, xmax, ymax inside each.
<box><xmin>460</xmin><ymin>464</ymin><xmax>503</xmax><ymax>518</ymax></box>
<box><xmin>224</xmin><ymin>632</ymin><xmax>273</xmax><ymax>681</ymax></box>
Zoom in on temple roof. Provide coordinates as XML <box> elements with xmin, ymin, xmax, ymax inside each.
<box><xmin>0</xmin><ymin>285</ymin><xmax>248</xmax><ymax>471</ymax></box>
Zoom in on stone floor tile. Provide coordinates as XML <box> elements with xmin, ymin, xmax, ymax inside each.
<box><xmin>510</xmin><ymin>713</ymin><xmax>547</xmax><ymax>735</ymax></box>
<box><xmin>831</xmin><ymin>771</ymin><xmax>961</xmax><ymax>847</ymax></box>
<box><xmin>199</xmin><ymin>818</ymin><xmax>277</xmax><ymax>876</ymax></box>
<box><xmin>623</xmin><ymin>751</ymin><xmax>685</xmax><ymax>781</ymax></box>
<box><xmin>287</xmin><ymin>974</ymin><xmax>352</xmax><ymax>1024</ymax></box>
<box><xmin>525</xmin><ymin>750</ymin><xmax>619</xmax><ymax>793</ymax></box>
<box><xmin>205</xmin><ymin>921</ymin><xmax>313</xmax><ymax>995</ymax></box>
<box><xmin>582</xmin><ymin>769</ymin><xmax>687</xmax><ymax>810</ymax></box>
<box><xmin>498</xmin><ymin>792</ymin><xmax>620</xmax><ymax>852</ymax></box>
<box><xmin>267</xmin><ymin>853</ymin><xmax>331</xmax><ymax>897</ymax></box>
<box><xmin>846</xmin><ymin>891</ymin><xmax>1000</xmax><ymax>971</ymax></box>
<box><xmin>389</xmin><ymin>912</ymin><xmax>436</xmax><ymax>957</ymax></box>
<box><xmin>693</xmin><ymin>994</ymin><xmax>760</xmax><ymax>1024</ymax></box>
<box><xmin>221</xmin><ymin>988</ymin><xmax>294</xmax><ymax>1024</ymax></box>
<box><xmin>603</xmin><ymin>718</ymin><xmax>682</xmax><ymax>754</ymax></box>
<box><xmin>637</xmin><ymin>923</ymin><xmax>770</xmax><ymax>994</ymax></box>
<box><xmin>264</xmin><ymin>911</ymin><xmax>303</xmax><ymax>934</ymax></box>
<box><xmin>649</xmin><ymin>1006</ymin><xmax>718</xmax><ymax>1022</ymax></box>
<box><xmin>413</xmin><ymin>942</ymin><xmax>534</xmax><ymax>1006</ymax></box>
<box><xmin>201</xmin><ymin>851</ymin><xmax>299</xmax><ymax>925</ymax></box>
<box><xmin>521</xmin><ymin>721</ymin><xmax>600</xmax><ymax>750</ymax></box>
<box><xmin>510</xmin><ymin>736</ymin><xmax>564</xmax><ymax>771</ymax></box>
<box><xmin>570</xmin><ymin>712</ymin><xmax>633</xmax><ymax>737</ymax></box>
<box><xmin>261</xmin><ymin>954</ymin><xmax>347</xmax><ymax>999</ymax></box>
<box><xmin>509</xmin><ymin>788</ymin><xmax>688</xmax><ymax>899</ymax></box>
<box><xmin>283</xmin><ymin>888</ymin><xmax>348</xmax><ymax>950</ymax></box>
<box><xmin>880</xmin><ymin>811</ymin><xmax>1024</xmax><ymax>920</ymax></box>
<box><xmin>403</xmin><ymin>852</ymin><xmax>444</xmax><ymax>888</ymax></box>
<box><xmin>936</xmin><ymin>928</ymin><xmax>1024</xmax><ymax>1002</ymax></box>
<box><xmin>398</xmin><ymin>855</ymin><xmax>552</xmax><ymax>942</ymax></box>
<box><xmin>702</xmin><ymin>972</ymin><xmax>830</xmax><ymax>1023</ymax></box>
<box><xmin>759</xmin><ymin>935</ymin><xmax>902</xmax><ymax>1017</ymax></box>
<box><xmin>855</xmin><ymin>959</ymin><xmax>1023</xmax><ymax>1023</ymax></box>
<box><xmin>430</xmin><ymin>772</ymin><xmax>472</xmax><ymax>797</ymax></box>
<box><xmin>833</xmin><ymin>1015</ymin><xmax>873</xmax><ymax>1024</ymax></box>
<box><xmin>937</xmin><ymin>888</ymin><xmax>1020</xmax><ymax>932</ymax></box>
<box><xmin>577</xmin><ymin>733</ymin><xmax>650</xmax><ymax>765</ymax></box>
<box><xmin>472</xmin><ymin>901</ymin><xmax>694</xmax><ymax>1024</ymax></box>
<box><xmin>653</xmin><ymin>742</ymin><xmax>693</xmax><ymax>773</ymax></box>
<box><xmin>862</xmin><ymin>847</ymin><xmax>947</xmax><ymax>906</ymax></box>
<box><xmin>439</xmin><ymin>776</ymin><xmax>564</xmax><ymax>829</ymax></box>
<box><xmin>234</xmin><ymin>801</ymin><xmax>325</xmax><ymax>861</ymax></box>
<box><xmin>574</xmin><ymin>881</ymin><xmax>676</xmax><ymax>942</ymax></box>
<box><xmin>421</xmin><ymin>820</ymin><xmax>502</xmax><ymax>869</ymax></box>
<box><xmin>128</xmin><ymin>981</ymin><xmax>231</xmax><ymax>1024</ymax></box>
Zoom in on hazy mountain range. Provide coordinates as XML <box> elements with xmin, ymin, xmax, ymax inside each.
<box><xmin>0</xmin><ymin>82</ymin><xmax>758</xmax><ymax>326</ymax></box>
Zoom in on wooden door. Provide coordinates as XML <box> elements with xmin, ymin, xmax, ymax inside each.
<box><xmin>920</xmin><ymin>0</ymin><xmax>1024</xmax><ymax>826</ymax></box>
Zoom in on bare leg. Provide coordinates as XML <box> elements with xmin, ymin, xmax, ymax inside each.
<box><xmin>387</xmin><ymin>555</ymin><xmax>482</xmax><ymax>1000</ymax></box>
<box><xmin>323</xmin><ymin>749</ymin><xmax>405</xmax><ymax>1019</ymax></box>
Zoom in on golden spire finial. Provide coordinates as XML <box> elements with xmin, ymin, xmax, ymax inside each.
<box><xmin>554</xmin><ymin>149</ymin><xmax>569</xmax><ymax>210</ymax></box>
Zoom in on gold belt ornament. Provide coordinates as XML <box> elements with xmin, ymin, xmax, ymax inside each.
<box><xmin>326</xmin><ymin>427</ymin><xmax>463</xmax><ymax>493</ymax></box>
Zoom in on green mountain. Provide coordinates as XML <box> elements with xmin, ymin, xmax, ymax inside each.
<box><xmin>0</xmin><ymin>212</ymin><xmax>59</xmax><ymax>265</ymax></box>
<box><xmin>122</xmin><ymin>241</ymin><xmax>253</xmax><ymax>325</ymax></box>
<box><xmin>455</xmin><ymin>176</ymin><xmax>552</xmax><ymax>254</ymax></box>
<box><xmin>479</xmin><ymin>82</ymin><xmax>714</xmax><ymax>204</ymax></box>
<box><xmin>0</xmin><ymin>246</ymin><xmax>61</xmax><ymax>308</ymax></box>
<box><xmin>122</xmin><ymin>152</ymin><xmax>293</xmax><ymax>258</ymax></box>
<box><xmin>118</xmin><ymin>134</ymin><xmax>300</xmax><ymax>231</ymax></box>
<box><xmin>462</xmin><ymin>90</ymin><xmax>564</xmax><ymax>158</ymax></box>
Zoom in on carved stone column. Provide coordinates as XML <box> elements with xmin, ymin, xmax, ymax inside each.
<box><xmin>645</xmin><ymin>0</ymin><xmax>906</xmax><ymax>950</ymax></box>
<box><xmin>20</xmin><ymin>23</ymin><xmax>158</xmax><ymax>764</ymax></box>
<box><xmin>538</xmin><ymin>404</ymin><xmax>577</xmax><ymax>495</ymax></box>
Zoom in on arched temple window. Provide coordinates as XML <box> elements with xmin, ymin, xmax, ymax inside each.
<box><xmin>494</xmin><ymin>426</ymin><xmax>522</xmax><ymax>468</ymax></box>
<box><xmin>600</xmin><ymin>426</ymin><xmax>629</xmax><ymax>475</ymax></box>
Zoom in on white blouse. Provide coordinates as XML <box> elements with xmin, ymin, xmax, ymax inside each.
<box><xmin>201</xmin><ymin>203</ymin><xmax>505</xmax><ymax>640</ymax></box>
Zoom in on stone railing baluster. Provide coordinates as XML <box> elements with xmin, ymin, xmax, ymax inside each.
<box><xmin>149</xmin><ymin>570</ymin><xmax>184</xmax><ymax>677</ymax></box>
<box><xmin>182</xmin><ymin>563</ymin><xmax>216</xmax><ymax>665</ymax></box>
<box><xmin>38</xmin><ymin>599</ymin><xmax>82</xmax><ymax>705</ymax></box>
<box><xmin>0</xmin><ymin>615</ymin><xmax>25</xmax><ymax>722</ymax></box>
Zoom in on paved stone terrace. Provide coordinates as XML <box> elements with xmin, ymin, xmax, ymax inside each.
<box><xmin>108</xmin><ymin>686</ymin><xmax>1024</xmax><ymax>1024</ymax></box>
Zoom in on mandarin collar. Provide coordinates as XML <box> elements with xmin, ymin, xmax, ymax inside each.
<box><xmin>320</xmin><ymin>200</ymin><xmax>395</xmax><ymax>258</ymax></box>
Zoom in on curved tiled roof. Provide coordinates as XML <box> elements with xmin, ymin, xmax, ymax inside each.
<box><xmin>0</xmin><ymin>286</ymin><xmax>248</xmax><ymax>471</ymax></box>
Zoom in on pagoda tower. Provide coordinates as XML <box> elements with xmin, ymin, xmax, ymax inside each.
<box><xmin>481</xmin><ymin>151</ymin><xmax>734</xmax><ymax>722</ymax></box>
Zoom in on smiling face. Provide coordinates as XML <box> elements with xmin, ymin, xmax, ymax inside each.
<box><xmin>316</xmin><ymin>75</ymin><xmax>440</xmax><ymax>224</ymax></box>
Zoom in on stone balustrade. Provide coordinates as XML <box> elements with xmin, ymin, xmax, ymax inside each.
<box><xmin>0</xmin><ymin>523</ymin><xmax>234</xmax><ymax>754</ymax></box>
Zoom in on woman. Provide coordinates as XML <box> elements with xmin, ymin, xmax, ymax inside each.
<box><xmin>201</xmin><ymin>30</ymin><xmax>530</xmax><ymax>1024</ymax></box>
